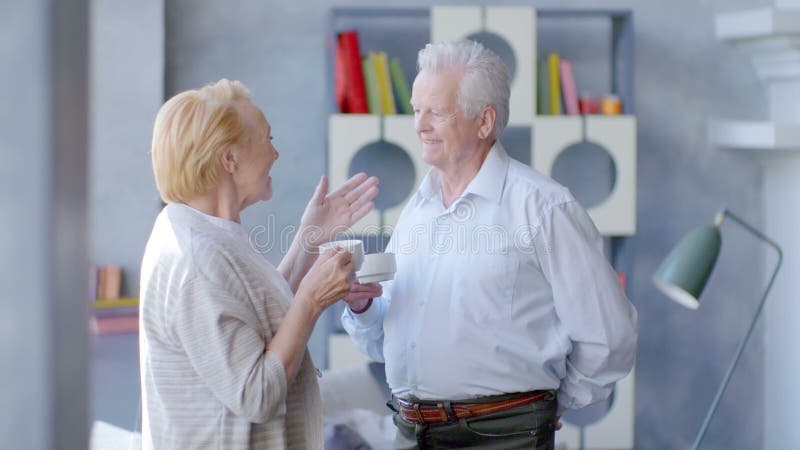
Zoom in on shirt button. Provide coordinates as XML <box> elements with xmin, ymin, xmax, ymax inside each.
<box><xmin>410</xmin><ymin>342</ymin><xmax>417</xmax><ymax>349</ymax></box>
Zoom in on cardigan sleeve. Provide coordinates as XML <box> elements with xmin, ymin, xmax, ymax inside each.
<box><xmin>168</xmin><ymin>274</ymin><xmax>288</xmax><ymax>423</ymax></box>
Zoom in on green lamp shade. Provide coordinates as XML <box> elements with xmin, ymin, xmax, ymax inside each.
<box><xmin>653</xmin><ymin>225</ymin><xmax>722</xmax><ymax>310</ymax></box>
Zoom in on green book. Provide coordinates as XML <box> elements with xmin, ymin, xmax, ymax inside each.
<box><xmin>537</xmin><ymin>58</ymin><xmax>549</xmax><ymax>115</ymax></box>
<box><xmin>362</xmin><ymin>53</ymin><xmax>380</xmax><ymax>114</ymax></box>
<box><xmin>389</xmin><ymin>57</ymin><xmax>413</xmax><ymax>114</ymax></box>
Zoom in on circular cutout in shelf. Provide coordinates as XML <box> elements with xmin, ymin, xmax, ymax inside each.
<box><xmin>466</xmin><ymin>30</ymin><xmax>517</xmax><ymax>82</ymax></box>
<box><xmin>551</xmin><ymin>141</ymin><xmax>616</xmax><ymax>209</ymax></box>
<box><xmin>349</xmin><ymin>140</ymin><xmax>416</xmax><ymax>211</ymax></box>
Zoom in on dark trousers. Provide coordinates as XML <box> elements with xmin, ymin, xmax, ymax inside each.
<box><xmin>391</xmin><ymin>391</ymin><xmax>558</xmax><ymax>450</ymax></box>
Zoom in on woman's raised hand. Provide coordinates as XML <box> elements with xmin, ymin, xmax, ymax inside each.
<box><xmin>295</xmin><ymin>246</ymin><xmax>354</xmax><ymax>317</ymax></box>
<box><xmin>299</xmin><ymin>173</ymin><xmax>379</xmax><ymax>245</ymax></box>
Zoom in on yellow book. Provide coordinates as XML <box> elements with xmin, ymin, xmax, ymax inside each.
<box><xmin>547</xmin><ymin>53</ymin><xmax>562</xmax><ymax>115</ymax></box>
<box><xmin>92</xmin><ymin>297</ymin><xmax>139</xmax><ymax>309</ymax></box>
<box><xmin>373</xmin><ymin>51</ymin><xmax>397</xmax><ymax>115</ymax></box>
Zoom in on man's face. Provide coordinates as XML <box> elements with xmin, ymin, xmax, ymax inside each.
<box><xmin>410</xmin><ymin>69</ymin><xmax>484</xmax><ymax>170</ymax></box>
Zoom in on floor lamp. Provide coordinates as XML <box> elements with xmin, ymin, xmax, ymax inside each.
<box><xmin>652</xmin><ymin>209</ymin><xmax>782</xmax><ymax>450</ymax></box>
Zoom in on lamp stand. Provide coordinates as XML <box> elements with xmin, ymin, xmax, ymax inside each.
<box><xmin>692</xmin><ymin>210</ymin><xmax>783</xmax><ymax>450</ymax></box>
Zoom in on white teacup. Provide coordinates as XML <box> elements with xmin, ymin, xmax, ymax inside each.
<box><xmin>319</xmin><ymin>239</ymin><xmax>364</xmax><ymax>271</ymax></box>
<box><xmin>356</xmin><ymin>252</ymin><xmax>396</xmax><ymax>283</ymax></box>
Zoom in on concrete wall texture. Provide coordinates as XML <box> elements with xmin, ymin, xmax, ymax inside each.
<box><xmin>88</xmin><ymin>0</ymin><xmax>779</xmax><ymax>448</ymax></box>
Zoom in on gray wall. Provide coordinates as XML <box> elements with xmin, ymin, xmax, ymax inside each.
<box><xmin>90</xmin><ymin>0</ymin><xmax>164</xmax><ymax>297</ymax></box>
<box><xmin>1</xmin><ymin>0</ymin><xmax>90</xmax><ymax>448</ymax></box>
<box><xmin>89</xmin><ymin>0</ymin><xmax>772</xmax><ymax>448</ymax></box>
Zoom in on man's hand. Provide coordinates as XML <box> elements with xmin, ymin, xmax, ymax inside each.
<box><xmin>343</xmin><ymin>281</ymin><xmax>382</xmax><ymax>312</ymax></box>
<box><xmin>299</xmin><ymin>173</ymin><xmax>379</xmax><ymax>245</ymax></box>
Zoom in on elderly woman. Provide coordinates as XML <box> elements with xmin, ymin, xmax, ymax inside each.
<box><xmin>140</xmin><ymin>79</ymin><xmax>381</xmax><ymax>449</ymax></box>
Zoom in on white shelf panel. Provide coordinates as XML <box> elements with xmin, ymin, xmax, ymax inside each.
<box><xmin>328</xmin><ymin>114</ymin><xmax>426</xmax><ymax>235</ymax></box>
<box><xmin>715</xmin><ymin>7</ymin><xmax>800</xmax><ymax>41</ymax></box>
<box><xmin>532</xmin><ymin>115</ymin><xmax>637</xmax><ymax>236</ymax></box>
<box><xmin>709</xmin><ymin>119</ymin><xmax>800</xmax><ymax>151</ymax></box>
<box><xmin>431</xmin><ymin>6</ymin><xmax>536</xmax><ymax>126</ymax></box>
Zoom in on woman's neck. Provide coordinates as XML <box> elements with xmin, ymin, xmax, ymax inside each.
<box><xmin>184</xmin><ymin>177</ymin><xmax>242</xmax><ymax>223</ymax></box>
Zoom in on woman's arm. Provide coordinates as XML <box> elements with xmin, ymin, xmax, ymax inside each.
<box><xmin>269</xmin><ymin>248</ymin><xmax>354</xmax><ymax>382</ymax></box>
<box><xmin>278</xmin><ymin>173</ymin><xmax>378</xmax><ymax>292</ymax></box>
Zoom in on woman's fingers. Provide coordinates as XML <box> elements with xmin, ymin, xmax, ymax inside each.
<box><xmin>343</xmin><ymin>176</ymin><xmax>379</xmax><ymax>206</ymax></box>
<box><xmin>328</xmin><ymin>172</ymin><xmax>368</xmax><ymax>198</ymax></box>
<box><xmin>350</xmin><ymin>201</ymin><xmax>374</xmax><ymax>224</ymax></box>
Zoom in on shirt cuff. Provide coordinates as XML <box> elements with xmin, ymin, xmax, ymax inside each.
<box><xmin>345</xmin><ymin>298</ymin><xmax>383</xmax><ymax>327</ymax></box>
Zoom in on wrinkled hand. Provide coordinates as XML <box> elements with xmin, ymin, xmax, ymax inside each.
<box><xmin>296</xmin><ymin>247</ymin><xmax>354</xmax><ymax>317</ymax></box>
<box><xmin>343</xmin><ymin>282</ymin><xmax>383</xmax><ymax>312</ymax></box>
<box><xmin>300</xmin><ymin>173</ymin><xmax>379</xmax><ymax>245</ymax></box>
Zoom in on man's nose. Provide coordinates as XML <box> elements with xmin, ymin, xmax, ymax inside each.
<box><xmin>415</xmin><ymin>112</ymin><xmax>432</xmax><ymax>132</ymax></box>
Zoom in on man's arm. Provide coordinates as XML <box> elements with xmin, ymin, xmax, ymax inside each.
<box><xmin>536</xmin><ymin>200</ymin><xmax>638</xmax><ymax>412</ymax></box>
<box><xmin>341</xmin><ymin>293</ymin><xmax>388</xmax><ymax>362</ymax></box>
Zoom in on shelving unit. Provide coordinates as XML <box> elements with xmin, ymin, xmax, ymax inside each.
<box><xmin>327</xmin><ymin>6</ymin><xmax>638</xmax><ymax>238</ymax></box>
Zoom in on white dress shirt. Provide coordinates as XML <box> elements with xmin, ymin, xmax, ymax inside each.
<box><xmin>342</xmin><ymin>143</ymin><xmax>637</xmax><ymax>412</ymax></box>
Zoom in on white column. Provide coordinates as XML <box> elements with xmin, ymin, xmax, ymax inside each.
<box><xmin>713</xmin><ymin>7</ymin><xmax>800</xmax><ymax>448</ymax></box>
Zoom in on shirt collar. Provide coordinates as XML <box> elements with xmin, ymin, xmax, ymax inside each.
<box><xmin>415</xmin><ymin>141</ymin><xmax>510</xmax><ymax>206</ymax></box>
<box><xmin>463</xmin><ymin>141</ymin><xmax>509</xmax><ymax>204</ymax></box>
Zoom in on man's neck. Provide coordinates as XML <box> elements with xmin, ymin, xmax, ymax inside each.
<box><xmin>439</xmin><ymin>140</ymin><xmax>494</xmax><ymax>208</ymax></box>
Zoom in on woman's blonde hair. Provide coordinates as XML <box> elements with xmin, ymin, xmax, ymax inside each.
<box><xmin>151</xmin><ymin>79</ymin><xmax>252</xmax><ymax>203</ymax></box>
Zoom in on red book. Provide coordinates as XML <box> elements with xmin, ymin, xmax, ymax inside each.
<box><xmin>336</xmin><ymin>30</ymin><xmax>369</xmax><ymax>113</ymax></box>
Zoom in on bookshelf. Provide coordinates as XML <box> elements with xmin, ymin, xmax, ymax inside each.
<box><xmin>327</xmin><ymin>6</ymin><xmax>637</xmax><ymax>238</ymax></box>
<box><xmin>325</xmin><ymin>7</ymin><xmax>636</xmax><ymax>450</ymax></box>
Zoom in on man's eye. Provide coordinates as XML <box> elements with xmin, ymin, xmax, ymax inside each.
<box><xmin>268</xmin><ymin>135</ymin><xmax>274</xmax><ymax>142</ymax></box>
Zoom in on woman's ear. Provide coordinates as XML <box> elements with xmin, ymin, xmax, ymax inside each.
<box><xmin>477</xmin><ymin>106</ymin><xmax>496</xmax><ymax>140</ymax></box>
<box><xmin>220</xmin><ymin>148</ymin><xmax>238</xmax><ymax>174</ymax></box>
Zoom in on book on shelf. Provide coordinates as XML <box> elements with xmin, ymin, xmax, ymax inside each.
<box><xmin>91</xmin><ymin>297</ymin><xmax>139</xmax><ymax>309</ymax></box>
<box><xmin>92</xmin><ymin>305</ymin><xmax>138</xmax><ymax>318</ymax></box>
<box><xmin>373</xmin><ymin>51</ymin><xmax>396</xmax><ymax>115</ymax></box>
<box><xmin>362</xmin><ymin>53</ymin><xmax>380</xmax><ymax>114</ymax></box>
<box><xmin>90</xmin><ymin>265</ymin><xmax>122</xmax><ymax>301</ymax></box>
<box><xmin>536</xmin><ymin>59</ymin><xmax>548</xmax><ymax>115</ymax></box>
<box><xmin>559</xmin><ymin>59</ymin><xmax>579</xmax><ymax>115</ymax></box>
<box><xmin>335</xmin><ymin>30</ymin><xmax>369</xmax><ymax>114</ymax></box>
<box><xmin>547</xmin><ymin>53</ymin><xmax>562</xmax><ymax>115</ymax></box>
<box><xmin>389</xmin><ymin>57</ymin><xmax>412</xmax><ymax>115</ymax></box>
<box><xmin>89</xmin><ymin>314</ymin><xmax>139</xmax><ymax>335</ymax></box>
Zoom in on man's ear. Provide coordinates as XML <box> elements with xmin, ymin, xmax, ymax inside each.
<box><xmin>220</xmin><ymin>147</ymin><xmax>238</xmax><ymax>174</ymax></box>
<box><xmin>477</xmin><ymin>106</ymin><xmax>496</xmax><ymax>140</ymax></box>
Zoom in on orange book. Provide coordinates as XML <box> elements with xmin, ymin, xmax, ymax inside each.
<box><xmin>98</xmin><ymin>266</ymin><xmax>122</xmax><ymax>300</ymax></box>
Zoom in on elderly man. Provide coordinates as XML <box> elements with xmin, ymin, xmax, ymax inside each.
<box><xmin>343</xmin><ymin>40</ymin><xmax>637</xmax><ymax>449</ymax></box>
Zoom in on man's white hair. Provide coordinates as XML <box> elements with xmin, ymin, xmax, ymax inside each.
<box><xmin>417</xmin><ymin>40</ymin><xmax>510</xmax><ymax>139</ymax></box>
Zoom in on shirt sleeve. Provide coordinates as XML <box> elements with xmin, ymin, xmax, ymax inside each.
<box><xmin>340</xmin><ymin>235</ymin><xmax>401</xmax><ymax>363</ymax></box>
<box><xmin>535</xmin><ymin>200</ymin><xmax>638</xmax><ymax>412</ymax></box>
<box><xmin>168</xmin><ymin>274</ymin><xmax>288</xmax><ymax>423</ymax></box>
<box><xmin>341</xmin><ymin>293</ymin><xmax>388</xmax><ymax>363</ymax></box>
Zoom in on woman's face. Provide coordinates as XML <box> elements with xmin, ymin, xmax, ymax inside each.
<box><xmin>234</xmin><ymin>100</ymin><xmax>279</xmax><ymax>208</ymax></box>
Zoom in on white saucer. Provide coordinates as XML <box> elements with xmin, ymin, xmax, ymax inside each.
<box><xmin>357</xmin><ymin>271</ymin><xmax>395</xmax><ymax>283</ymax></box>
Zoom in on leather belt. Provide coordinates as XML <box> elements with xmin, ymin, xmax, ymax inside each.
<box><xmin>395</xmin><ymin>390</ymin><xmax>553</xmax><ymax>425</ymax></box>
